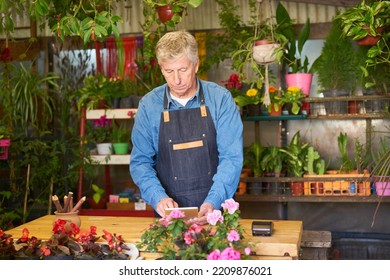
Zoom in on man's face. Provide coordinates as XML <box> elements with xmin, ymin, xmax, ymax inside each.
<box><xmin>159</xmin><ymin>54</ymin><xmax>199</xmax><ymax>98</ymax></box>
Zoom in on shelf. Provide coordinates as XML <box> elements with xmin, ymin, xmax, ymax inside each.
<box><xmin>245</xmin><ymin>114</ymin><xmax>308</xmax><ymax>121</ymax></box>
<box><xmin>234</xmin><ymin>193</ymin><xmax>390</xmax><ymax>203</ymax></box>
<box><xmin>90</xmin><ymin>154</ymin><xmax>130</xmax><ymax>165</ymax></box>
<box><xmin>86</xmin><ymin>108</ymin><xmax>137</xmax><ymax>119</ymax></box>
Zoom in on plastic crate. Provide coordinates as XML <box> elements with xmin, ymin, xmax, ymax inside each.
<box><xmin>303</xmin><ymin>173</ymin><xmax>371</xmax><ymax>196</ymax></box>
<box><xmin>0</xmin><ymin>139</ymin><xmax>10</xmax><ymax>160</ymax></box>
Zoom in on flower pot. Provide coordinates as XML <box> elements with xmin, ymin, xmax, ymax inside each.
<box><xmin>53</xmin><ymin>211</ymin><xmax>81</xmax><ymax>233</ymax></box>
<box><xmin>268</xmin><ymin>103</ymin><xmax>282</xmax><ymax>116</ymax></box>
<box><xmin>290</xmin><ymin>182</ymin><xmax>304</xmax><ymax>196</ymax></box>
<box><xmin>96</xmin><ymin>143</ymin><xmax>112</xmax><ymax>155</ymax></box>
<box><xmin>348</xmin><ymin>100</ymin><xmax>359</xmax><ymax>114</ymax></box>
<box><xmin>252</xmin><ymin>43</ymin><xmax>280</xmax><ymax>64</ymax></box>
<box><xmin>245</xmin><ymin>104</ymin><xmax>261</xmax><ymax>116</ymax></box>
<box><xmin>375</xmin><ymin>181</ymin><xmax>390</xmax><ymax>196</ymax></box>
<box><xmin>88</xmin><ymin>197</ymin><xmax>107</xmax><ymax>209</ymax></box>
<box><xmin>113</xmin><ymin>143</ymin><xmax>129</xmax><ymax>154</ymax></box>
<box><xmin>285</xmin><ymin>73</ymin><xmax>312</xmax><ymax>114</ymax></box>
<box><xmin>356</xmin><ymin>26</ymin><xmax>383</xmax><ymax>46</ymax></box>
<box><xmin>0</xmin><ymin>138</ymin><xmax>10</xmax><ymax>160</ymax></box>
<box><xmin>156</xmin><ymin>5</ymin><xmax>183</xmax><ymax>23</ymax></box>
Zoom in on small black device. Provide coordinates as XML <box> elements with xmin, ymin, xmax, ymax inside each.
<box><xmin>251</xmin><ymin>221</ymin><xmax>273</xmax><ymax>236</ymax></box>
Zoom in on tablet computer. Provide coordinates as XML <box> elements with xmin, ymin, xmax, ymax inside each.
<box><xmin>165</xmin><ymin>207</ymin><xmax>198</xmax><ymax>219</ymax></box>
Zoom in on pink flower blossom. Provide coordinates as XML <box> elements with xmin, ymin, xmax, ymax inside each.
<box><xmin>221</xmin><ymin>198</ymin><xmax>239</xmax><ymax>214</ymax></box>
<box><xmin>167</xmin><ymin>209</ymin><xmax>185</xmax><ymax>219</ymax></box>
<box><xmin>184</xmin><ymin>232</ymin><xmax>195</xmax><ymax>245</ymax></box>
<box><xmin>220</xmin><ymin>247</ymin><xmax>241</xmax><ymax>260</ymax></box>
<box><xmin>207</xmin><ymin>249</ymin><xmax>221</xmax><ymax>260</ymax></box>
<box><xmin>227</xmin><ymin>230</ymin><xmax>240</xmax><ymax>242</ymax></box>
<box><xmin>245</xmin><ymin>247</ymin><xmax>251</xmax><ymax>256</ymax></box>
<box><xmin>188</xmin><ymin>223</ymin><xmax>203</xmax><ymax>234</ymax></box>
<box><xmin>207</xmin><ymin>210</ymin><xmax>223</xmax><ymax>225</ymax></box>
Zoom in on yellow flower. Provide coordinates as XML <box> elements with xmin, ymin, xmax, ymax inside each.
<box><xmin>246</xmin><ymin>88</ymin><xmax>258</xmax><ymax>97</ymax></box>
<box><xmin>287</xmin><ymin>86</ymin><xmax>301</xmax><ymax>93</ymax></box>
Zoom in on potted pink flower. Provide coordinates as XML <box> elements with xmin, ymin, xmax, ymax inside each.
<box><xmin>137</xmin><ymin>198</ymin><xmax>252</xmax><ymax>260</ymax></box>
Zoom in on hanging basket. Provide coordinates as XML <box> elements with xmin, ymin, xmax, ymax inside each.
<box><xmin>0</xmin><ymin>139</ymin><xmax>10</xmax><ymax>160</ymax></box>
<box><xmin>252</xmin><ymin>43</ymin><xmax>280</xmax><ymax>64</ymax></box>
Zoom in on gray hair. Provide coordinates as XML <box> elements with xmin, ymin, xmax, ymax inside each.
<box><xmin>155</xmin><ymin>30</ymin><xmax>199</xmax><ymax>65</ymax></box>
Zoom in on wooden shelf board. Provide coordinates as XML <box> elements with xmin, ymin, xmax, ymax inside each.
<box><xmin>86</xmin><ymin>108</ymin><xmax>137</xmax><ymax>119</ymax></box>
<box><xmin>90</xmin><ymin>154</ymin><xmax>130</xmax><ymax>165</ymax></box>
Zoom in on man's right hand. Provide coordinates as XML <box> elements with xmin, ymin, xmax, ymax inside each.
<box><xmin>156</xmin><ymin>197</ymin><xmax>179</xmax><ymax>217</ymax></box>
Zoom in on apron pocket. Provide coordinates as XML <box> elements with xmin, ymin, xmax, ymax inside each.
<box><xmin>169</xmin><ymin>138</ymin><xmax>212</xmax><ymax>180</ymax></box>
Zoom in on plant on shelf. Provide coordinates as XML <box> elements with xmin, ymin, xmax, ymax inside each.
<box><xmin>222</xmin><ymin>73</ymin><xmax>244</xmax><ymax>99</ymax></box>
<box><xmin>276</xmin><ymin>2</ymin><xmax>311</xmax><ymax>74</ymax></box>
<box><xmin>311</xmin><ymin>15</ymin><xmax>361</xmax><ymax>95</ymax></box>
<box><xmin>112</xmin><ymin>121</ymin><xmax>129</xmax><ymax>143</ymax></box>
<box><xmin>243</xmin><ymin>142</ymin><xmax>266</xmax><ymax>177</ymax></box>
<box><xmin>260</xmin><ymin>146</ymin><xmax>286</xmax><ymax>177</ymax></box>
<box><xmin>337</xmin><ymin>132</ymin><xmax>355</xmax><ymax>173</ymax></box>
<box><xmin>137</xmin><ymin>198</ymin><xmax>252</xmax><ymax>260</ymax></box>
<box><xmin>261</xmin><ymin>85</ymin><xmax>283</xmax><ymax>114</ymax></box>
<box><xmin>281</xmin><ymin>131</ymin><xmax>309</xmax><ymax>178</ymax></box>
<box><xmin>88</xmin><ymin>183</ymin><xmax>106</xmax><ymax>209</ymax></box>
<box><xmin>280</xmin><ymin>86</ymin><xmax>306</xmax><ymax>115</ymax></box>
<box><xmin>88</xmin><ymin>115</ymin><xmax>112</xmax><ymax>144</ymax></box>
<box><xmin>234</xmin><ymin>88</ymin><xmax>262</xmax><ymax>108</ymax></box>
<box><xmin>75</xmin><ymin>74</ymin><xmax>130</xmax><ymax>110</ymax></box>
<box><xmin>305</xmin><ymin>146</ymin><xmax>326</xmax><ymax>176</ymax></box>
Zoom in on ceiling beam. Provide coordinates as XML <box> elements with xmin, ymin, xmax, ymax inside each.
<box><xmin>281</xmin><ymin>0</ymin><xmax>360</xmax><ymax>7</ymax></box>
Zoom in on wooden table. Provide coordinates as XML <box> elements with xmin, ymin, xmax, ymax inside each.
<box><xmin>6</xmin><ymin>215</ymin><xmax>302</xmax><ymax>260</ymax></box>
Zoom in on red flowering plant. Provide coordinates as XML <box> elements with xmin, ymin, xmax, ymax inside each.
<box><xmin>137</xmin><ymin>198</ymin><xmax>252</xmax><ymax>260</ymax></box>
<box><xmin>0</xmin><ymin>228</ymin><xmax>15</xmax><ymax>259</ymax></box>
<box><xmin>222</xmin><ymin>73</ymin><xmax>243</xmax><ymax>98</ymax></box>
<box><xmin>100</xmin><ymin>229</ymin><xmax>132</xmax><ymax>260</ymax></box>
<box><xmin>14</xmin><ymin>228</ymin><xmax>43</xmax><ymax>259</ymax></box>
<box><xmin>40</xmin><ymin>219</ymin><xmax>83</xmax><ymax>259</ymax></box>
<box><xmin>74</xmin><ymin>226</ymin><xmax>104</xmax><ymax>260</ymax></box>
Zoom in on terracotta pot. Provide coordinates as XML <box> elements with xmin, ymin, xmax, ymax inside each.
<box><xmin>356</xmin><ymin>26</ymin><xmax>383</xmax><ymax>46</ymax></box>
<box><xmin>236</xmin><ymin>171</ymin><xmax>248</xmax><ymax>195</ymax></box>
<box><xmin>269</xmin><ymin>103</ymin><xmax>282</xmax><ymax>116</ymax></box>
<box><xmin>54</xmin><ymin>211</ymin><xmax>81</xmax><ymax>232</ymax></box>
<box><xmin>348</xmin><ymin>100</ymin><xmax>359</xmax><ymax>114</ymax></box>
<box><xmin>290</xmin><ymin>182</ymin><xmax>304</xmax><ymax>196</ymax></box>
<box><xmin>156</xmin><ymin>5</ymin><xmax>183</xmax><ymax>23</ymax></box>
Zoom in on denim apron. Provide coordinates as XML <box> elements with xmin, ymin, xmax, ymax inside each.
<box><xmin>156</xmin><ymin>83</ymin><xmax>218</xmax><ymax>208</ymax></box>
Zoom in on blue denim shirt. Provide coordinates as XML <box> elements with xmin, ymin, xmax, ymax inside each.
<box><xmin>130</xmin><ymin>79</ymin><xmax>243</xmax><ymax>210</ymax></box>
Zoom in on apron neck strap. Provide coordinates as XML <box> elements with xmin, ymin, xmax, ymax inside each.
<box><xmin>163</xmin><ymin>80</ymin><xmax>205</xmax><ymax>110</ymax></box>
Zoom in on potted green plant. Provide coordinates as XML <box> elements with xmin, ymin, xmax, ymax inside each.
<box><xmin>260</xmin><ymin>85</ymin><xmax>284</xmax><ymax>116</ymax></box>
<box><xmin>276</xmin><ymin>2</ymin><xmax>312</xmax><ymax>114</ymax></box>
<box><xmin>311</xmin><ymin>16</ymin><xmax>361</xmax><ymax>115</ymax></box>
<box><xmin>87</xmin><ymin>115</ymin><xmax>113</xmax><ymax>155</ymax></box>
<box><xmin>243</xmin><ymin>142</ymin><xmax>266</xmax><ymax>194</ymax></box>
<box><xmin>88</xmin><ymin>183</ymin><xmax>107</xmax><ymax>209</ymax></box>
<box><xmin>112</xmin><ymin>120</ymin><xmax>129</xmax><ymax>155</ymax></box>
<box><xmin>280</xmin><ymin>86</ymin><xmax>306</xmax><ymax>115</ymax></box>
<box><xmin>280</xmin><ymin>131</ymin><xmax>309</xmax><ymax>195</ymax></box>
<box><xmin>336</xmin><ymin>0</ymin><xmax>390</xmax><ymax>45</ymax></box>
